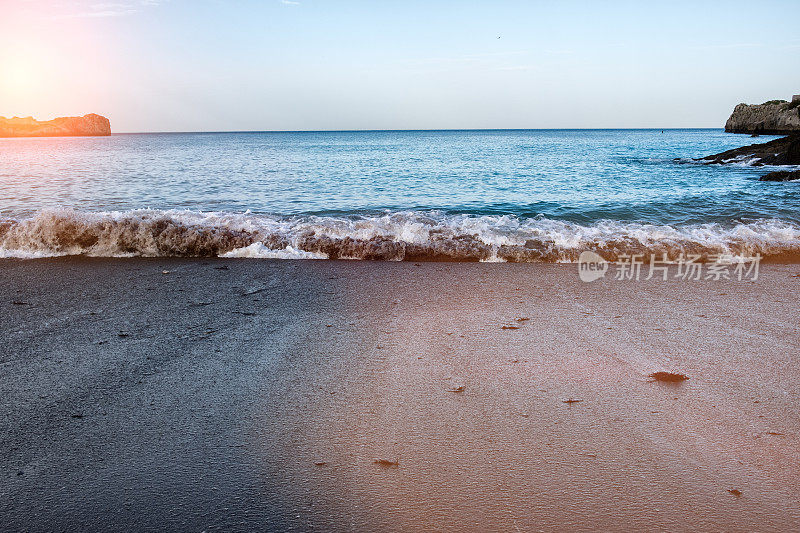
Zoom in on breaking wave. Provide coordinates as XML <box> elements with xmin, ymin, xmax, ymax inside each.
<box><xmin>1</xmin><ymin>208</ymin><xmax>800</xmax><ymax>262</ymax></box>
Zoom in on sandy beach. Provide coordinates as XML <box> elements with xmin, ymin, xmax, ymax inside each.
<box><xmin>1</xmin><ymin>258</ymin><xmax>799</xmax><ymax>531</ymax></box>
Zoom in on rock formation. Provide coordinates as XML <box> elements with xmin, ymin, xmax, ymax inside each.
<box><xmin>0</xmin><ymin>114</ymin><xmax>111</xmax><ymax>137</ymax></box>
<box><xmin>696</xmin><ymin>135</ymin><xmax>800</xmax><ymax>166</ymax></box>
<box><xmin>724</xmin><ymin>98</ymin><xmax>800</xmax><ymax>135</ymax></box>
<box><xmin>692</xmin><ymin>95</ymin><xmax>800</xmax><ymax>180</ymax></box>
<box><xmin>759</xmin><ymin>170</ymin><xmax>800</xmax><ymax>182</ymax></box>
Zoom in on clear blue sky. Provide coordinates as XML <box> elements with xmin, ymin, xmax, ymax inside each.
<box><xmin>2</xmin><ymin>0</ymin><xmax>799</xmax><ymax>132</ymax></box>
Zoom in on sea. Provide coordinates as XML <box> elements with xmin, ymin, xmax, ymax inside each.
<box><xmin>1</xmin><ymin>129</ymin><xmax>798</xmax><ymax>261</ymax></box>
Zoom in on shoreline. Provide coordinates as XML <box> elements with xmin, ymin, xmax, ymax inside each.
<box><xmin>2</xmin><ymin>209</ymin><xmax>800</xmax><ymax>263</ymax></box>
<box><xmin>2</xmin><ymin>258</ymin><xmax>799</xmax><ymax>530</ymax></box>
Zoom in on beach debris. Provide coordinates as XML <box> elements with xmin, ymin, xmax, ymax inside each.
<box><xmin>562</xmin><ymin>398</ymin><xmax>582</xmax><ymax>404</ymax></box>
<box><xmin>501</xmin><ymin>325</ymin><xmax>520</xmax><ymax>330</ymax></box>
<box><xmin>234</xmin><ymin>310</ymin><xmax>256</xmax><ymax>316</ymax></box>
<box><xmin>648</xmin><ymin>372</ymin><xmax>689</xmax><ymax>383</ymax></box>
<box><xmin>516</xmin><ymin>317</ymin><xmax>530</xmax><ymax>322</ymax></box>
<box><xmin>71</xmin><ymin>414</ymin><xmax>84</xmax><ymax>419</ymax></box>
<box><xmin>447</xmin><ymin>385</ymin><xmax>466</xmax><ymax>393</ymax></box>
<box><xmin>374</xmin><ymin>458</ymin><xmax>399</xmax><ymax>467</ymax></box>
<box><xmin>117</xmin><ymin>332</ymin><xmax>130</xmax><ymax>338</ymax></box>
<box><xmin>214</xmin><ymin>265</ymin><xmax>230</xmax><ymax>270</ymax></box>
<box><xmin>766</xmin><ymin>431</ymin><xmax>785</xmax><ymax>436</ymax></box>
<box><xmin>314</xmin><ymin>461</ymin><xmax>327</xmax><ymax>466</ymax></box>
<box><xmin>11</xmin><ymin>300</ymin><xmax>28</xmax><ymax>305</ymax></box>
<box><xmin>728</xmin><ymin>489</ymin><xmax>743</xmax><ymax>497</ymax></box>
<box><xmin>161</xmin><ymin>270</ymin><xmax>170</xmax><ymax>275</ymax></box>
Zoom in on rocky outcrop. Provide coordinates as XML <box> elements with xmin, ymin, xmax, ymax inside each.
<box><xmin>0</xmin><ymin>114</ymin><xmax>111</xmax><ymax>137</ymax></box>
<box><xmin>696</xmin><ymin>135</ymin><xmax>800</xmax><ymax>166</ymax></box>
<box><xmin>692</xmin><ymin>95</ymin><xmax>800</xmax><ymax>181</ymax></box>
<box><xmin>759</xmin><ymin>170</ymin><xmax>800</xmax><ymax>182</ymax></box>
<box><xmin>725</xmin><ymin>99</ymin><xmax>800</xmax><ymax>135</ymax></box>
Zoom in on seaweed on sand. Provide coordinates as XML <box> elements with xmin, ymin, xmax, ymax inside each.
<box><xmin>649</xmin><ymin>372</ymin><xmax>689</xmax><ymax>383</ymax></box>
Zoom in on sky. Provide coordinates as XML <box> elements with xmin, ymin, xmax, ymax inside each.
<box><xmin>1</xmin><ymin>0</ymin><xmax>799</xmax><ymax>132</ymax></box>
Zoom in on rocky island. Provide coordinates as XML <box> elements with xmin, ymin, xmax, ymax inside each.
<box><xmin>0</xmin><ymin>114</ymin><xmax>111</xmax><ymax>137</ymax></box>
<box><xmin>693</xmin><ymin>95</ymin><xmax>800</xmax><ymax>181</ymax></box>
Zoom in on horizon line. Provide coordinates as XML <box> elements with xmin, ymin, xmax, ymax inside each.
<box><xmin>111</xmin><ymin>127</ymin><xmax>728</xmax><ymax>135</ymax></box>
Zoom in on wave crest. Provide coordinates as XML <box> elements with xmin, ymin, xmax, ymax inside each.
<box><xmin>1</xmin><ymin>208</ymin><xmax>799</xmax><ymax>262</ymax></box>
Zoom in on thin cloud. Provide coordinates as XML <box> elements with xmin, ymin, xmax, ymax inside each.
<box><xmin>280</xmin><ymin>0</ymin><xmax>300</xmax><ymax>5</ymax></box>
<box><xmin>409</xmin><ymin>50</ymin><xmax>530</xmax><ymax>67</ymax></box>
<box><xmin>57</xmin><ymin>0</ymin><xmax>162</xmax><ymax>18</ymax></box>
<box><xmin>689</xmin><ymin>42</ymin><xmax>763</xmax><ymax>51</ymax></box>
<box><xmin>496</xmin><ymin>65</ymin><xmax>536</xmax><ymax>71</ymax></box>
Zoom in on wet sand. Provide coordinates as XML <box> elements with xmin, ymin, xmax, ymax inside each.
<box><xmin>1</xmin><ymin>258</ymin><xmax>799</xmax><ymax>531</ymax></box>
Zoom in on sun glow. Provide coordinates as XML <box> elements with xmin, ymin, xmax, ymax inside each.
<box><xmin>1</xmin><ymin>56</ymin><xmax>42</xmax><ymax>99</ymax></box>
<box><xmin>1</xmin><ymin>4</ymin><xmax>115</xmax><ymax>120</ymax></box>
<box><xmin>0</xmin><ymin>45</ymin><xmax>55</xmax><ymax>118</ymax></box>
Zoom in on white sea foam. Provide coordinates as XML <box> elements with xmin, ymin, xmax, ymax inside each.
<box><xmin>679</xmin><ymin>156</ymin><xmax>800</xmax><ymax>170</ymax></box>
<box><xmin>1</xmin><ymin>208</ymin><xmax>799</xmax><ymax>262</ymax></box>
<box><xmin>221</xmin><ymin>243</ymin><xmax>328</xmax><ymax>259</ymax></box>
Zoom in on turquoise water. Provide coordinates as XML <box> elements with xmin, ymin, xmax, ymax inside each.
<box><xmin>1</xmin><ymin>129</ymin><xmax>798</xmax><ymax>260</ymax></box>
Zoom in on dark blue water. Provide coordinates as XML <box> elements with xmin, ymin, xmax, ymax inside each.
<box><xmin>1</xmin><ymin>129</ymin><xmax>798</xmax><ymax>260</ymax></box>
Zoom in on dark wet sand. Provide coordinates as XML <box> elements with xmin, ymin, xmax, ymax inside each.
<box><xmin>1</xmin><ymin>258</ymin><xmax>800</xmax><ymax>532</ymax></box>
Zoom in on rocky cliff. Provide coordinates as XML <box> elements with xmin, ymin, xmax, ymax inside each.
<box><xmin>724</xmin><ymin>98</ymin><xmax>800</xmax><ymax>134</ymax></box>
<box><xmin>0</xmin><ymin>114</ymin><xmax>111</xmax><ymax>137</ymax></box>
